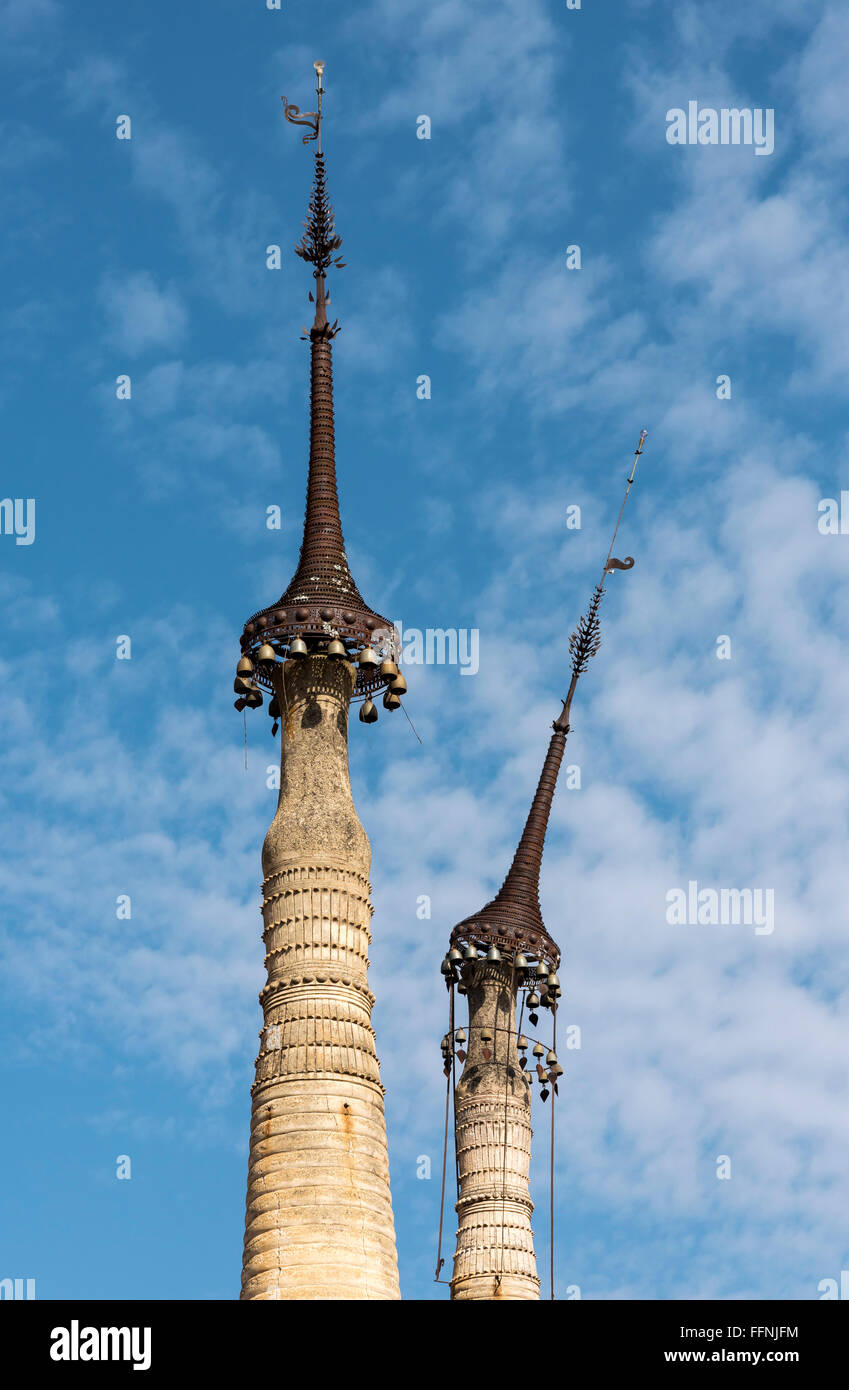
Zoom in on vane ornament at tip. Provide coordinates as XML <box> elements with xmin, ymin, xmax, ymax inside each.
<box><xmin>552</xmin><ymin>428</ymin><xmax>647</xmax><ymax>733</ymax></box>
<box><xmin>601</xmin><ymin>429</ymin><xmax>646</xmax><ymax>584</ymax></box>
<box><xmin>281</xmin><ymin>60</ymin><xmax>326</xmax><ymax>146</ymax></box>
<box><xmin>628</xmin><ymin>428</ymin><xmax>648</xmax><ymax>486</ymax></box>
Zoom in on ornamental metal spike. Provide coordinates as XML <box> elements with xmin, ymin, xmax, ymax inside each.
<box><xmin>554</xmin><ymin>428</ymin><xmax>646</xmax><ymax>734</ymax></box>
<box><xmin>450</xmin><ymin>429</ymin><xmax>646</xmax><ymax>965</ymax></box>
<box><xmin>283</xmin><ymin>62</ymin><xmax>343</xmax><ymax>340</ymax></box>
<box><xmin>239</xmin><ymin>64</ymin><xmax>400</xmax><ymax>706</ymax></box>
<box><xmin>281</xmin><ymin>59</ymin><xmax>324</xmax><ymax>147</ymax></box>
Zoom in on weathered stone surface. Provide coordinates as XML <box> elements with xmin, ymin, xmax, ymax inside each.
<box><xmin>450</xmin><ymin>961</ymin><xmax>540</xmax><ymax>1300</ymax></box>
<box><xmin>240</xmin><ymin>655</ymin><xmax>400</xmax><ymax>1301</ymax></box>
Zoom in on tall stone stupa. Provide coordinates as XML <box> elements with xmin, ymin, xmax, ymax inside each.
<box><xmin>235</xmin><ymin>64</ymin><xmax>405</xmax><ymax>1302</ymax></box>
<box><xmin>439</xmin><ymin>436</ymin><xmax>645</xmax><ymax>1300</ymax></box>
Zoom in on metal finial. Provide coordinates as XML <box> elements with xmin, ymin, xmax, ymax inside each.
<box><xmin>281</xmin><ymin>60</ymin><xmax>326</xmax><ymax>146</ymax></box>
<box><xmin>447</xmin><ymin>430</ymin><xmax>646</xmax><ymax>970</ymax></box>
<box><xmin>281</xmin><ymin>65</ymin><xmax>345</xmax><ymax>337</ymax></box>
<box><xmin>314</xmin><ymin>62</ymin><xmax>325</xmax><ymax>154</ymax></box>
<box><xmin>602</xmin><ymin>429</ymin><xmax>646</xmax><ymax>581</ymax></box>
<box><xmin>628</xmin><ymin>428</ymin><xmax>648</xmax><ymax>486</ymax></box>
<box><xmin>240</xmin><ymin>68</ymin><xmax>398</xmax><ymax>707</ymax></box>
<box><xmin>553</xmin><ymin>430</ymin><xmax>646</xmax><ymax>733</ymax></box>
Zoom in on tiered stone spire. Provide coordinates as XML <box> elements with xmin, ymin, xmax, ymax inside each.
<box><xmin>446</xmin><ymin>437</ymin><xmax>644</xmax><ymax>1301</ymax></box>
<box><xmin>452</xmin><ymin>723</ymin><xmax>568</xmax><ymax>967</ymax></box>
<box><xmin>449</xmin><ymin>722</ymin><xmax>565</xmax><ymax>1301</ymax></box>
<box><xmin>239</xmin><ymin>66</ymin><xmax>398</xmax><ymax>695</ymax></box>
<box><xmin>239</xmin><ymin>65</ymin><xmax>401</xmax><ymax>1301</ymax></box>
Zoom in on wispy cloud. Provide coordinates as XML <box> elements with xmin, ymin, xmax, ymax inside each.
<box><xmin>98</xmin><ymin>270</ymin><xmax>188</xmax><ymax>357</ymax></box>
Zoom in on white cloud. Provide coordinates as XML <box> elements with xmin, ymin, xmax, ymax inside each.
<box><xmin>98</xmin><ymin>270</ymin><xmax>188</xmax><ymax>357</ymax></box>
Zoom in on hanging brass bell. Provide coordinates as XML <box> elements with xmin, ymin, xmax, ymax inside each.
<box><xmin>527</xmin><ymin>991</ymin><xmax>540</xmax><ymax>1009</ymax></box>
<box><xmin>245</xmin><ymin>688</ymin><xmax>263</xmax><ymax>709</ymax></box>
<box><xmin>358</xmin><ymin>645</ymin><xmax>379</xmax><ymax>669</ymax></box>
<box><xmin>533</xmin><ymin>1042</ymin><xmax>545</xmax><ymax>1058</ymax></box>
<box><xmin>480</xmin><ymin>1029</ymin><xmax>493</xmax><ymax>1043</ymax></box>
<box><xmin>455</xmin><ymin>1029</ymin><xmax>466</xmax><ymax>1043</ymax></box>
<box><xmin>551</xmin><ymin>1062</ymin><xmax>563</xmax><ymax>1077</ymax></box>
<box><xmin>234</xmin><ymin>675</ymin><xmax>252</xmax><ymax>695</ymax></box>
<box><xmin>379</xmin><ymin>659</ymin><xmax>398</xmax><ymax>680</ymax></box>
<box><xmin>536</xmin><ymin>960</ymin><xmax>550</xmax><ymax>979</ymax></box>
<box><xmin>327</xmin><ymin>638</ymin><xmax>346</xmax><ymax>659</ymax></box>
<box><xmin>359</xmin><ymin>698</ymin><xmax>378</xmax><ymax>724</ymax></box>
<box><xmin>463</xmin><ymin>943</ymin><xmax>478</xmax><ymax>960</ymax></box>
<box><xmin>389</xmin><ymin>673</ymin><xmax>407</xmax><ymax>695</ymax></box>
<box><xmin>440</xmin><ymin>957</ymin><xmax>453</xmax><ymax>976</ymax></box>
<box><xmin>457</xmin><ymin>981</ymin><xmax>467</xmax><ymax>995</ymax></box>
<box><xmin>383</xmin><ymin>690</ymin><xmax>401</xmax><ymax>711</ymax></box>
<box><xmin>518</xmin><ymin>1036</ymin><xmax>529</xmax><ymax>1052</ymax></box>
<box><xmin>256</xmin><ymin>643</ymin><xmax>277</xmax><ymax>669</ymax></box>
<box><xmin>486</xmin><ymin>945</ymin><xmax>502</xmax><ymax>962</ymax></box>
<box><xmin>547</xmin><ymin>972</ymin><xmax>561</xmax><ymax>994</ymax></box>
<box><xmin>547</xmin><ymin>1050</ymin><xmax>558</xmax><ymax>1065</ymax></box>
<box><xmin>288</xmin><ymin>636</ymin><xmax>308</xmax><ymax>658</ymax></box>
<box><xmin>515</xmin><ymin>952</ymin><xmax>529</xmax><ymax>970</ymax></box>
<box><xmin>448</xmin><ymin>948</ymin><xmax>463</xmax><ymax>966</ymax></box>
<box><xmin>237</xmin><ymin>657</ymin><xmax>254</xmax><ymax>676</ymax></box>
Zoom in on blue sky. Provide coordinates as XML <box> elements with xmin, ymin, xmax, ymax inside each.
<box><xmin>2</xmin><ymin>0</ymin><xmax>848</xmax><ymax>1301</ymax></box>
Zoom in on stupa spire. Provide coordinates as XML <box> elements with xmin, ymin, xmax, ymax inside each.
<box><xmin>450</xmin><ymin>430</ymin><xmax>647</xmax><ymax>969</ymax></box>
<box><xmin>236</xmin><ymin>67</ymin><xmax>403</xmax><ymax>1303</ymax></box>
<box><xmin>442</xmin><ymin>433</ymin><xmax>646</xmax><ymax>1302</ymax></box>
<box><xmin>237</xmin><ymin>63</ymin><xmax>401</xmax><ymax>718</ymax></box>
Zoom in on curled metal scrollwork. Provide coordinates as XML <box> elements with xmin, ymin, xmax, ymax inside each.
<box><xmin>282</xmin><ymin>97</ymin><xmax>319</xmax><ymax>144</ymax></box>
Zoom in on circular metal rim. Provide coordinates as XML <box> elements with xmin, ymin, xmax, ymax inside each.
<box><xmin>239</xmin><ymin>602</ymin><xmax>400</xmax><ymax>700</ymax></box>
<box><xmin>449</xmin><ymin>924</ymin><xmax>561</xmax><ymax>973</ymax></box>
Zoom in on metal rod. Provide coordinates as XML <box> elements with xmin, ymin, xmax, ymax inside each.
<box><xmin>601</xmin><ymin>428</ymin><xmax>646</xmax><ymax>585</ymax></box>
<box><xmin>401</xmin><ymin>702</ymin><xmax>423</xmax><ymax>744</ymax></box>
<box><xmin>550</xmin><ymin>1007</ymin><xmax>557</xmax><ymax>1300</ymax></box>
<box><xmin>434</xmin><ymin>1066</ymin><xmax>451</xmax><ymax>1282</ymax></box>
<box><xmin>314</xmin><ymin>61</ymin><xmax>324</xmax><ymax>154</ymax></box>
<box><xmin>450</xmin><ymin>981</ymin><xmax>460</xmax><ymax>1205</ymax></box>
<box><xmin>449</xmin><ymin>1020</ymin><xmax>551</xmax><ymax>1045</ymax></box>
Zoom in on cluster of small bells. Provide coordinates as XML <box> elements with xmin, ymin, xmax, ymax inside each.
<box><xmin>439</xmin><ymin>945</ymin><xmax>564</xmax><ymax>1101</ymax></box>
<box><xmin>232</xmin><ymin>641</ymin><xmax>407</xmax><ymax>734</ymax></box>
<box><xmin>439</xmin><ymin>1025</ymin><xmax>563</xmax><ymax>1103</ymax></box>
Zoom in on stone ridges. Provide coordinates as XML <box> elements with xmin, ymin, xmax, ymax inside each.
<box><xmin>252</xmin><ymin>992</ymin><xmax>382</xmax><ymax>1090</ymax></box>
<box><xmin>255</xmin><ymin>854</ymin><xmax>382</xmax><ymax>1090</ymax></box>
<box><xmin>241</xmin><ymin>652</ymin><xmax>400</xmax><ymax>1300</ymax></box>
<box><xmin>452</xmin><ymin>1211</ymin><xmax>540</xmax><ymax>1294</ymax></box>
<box><xmin>450</xmin><ymin>960</ymin><xmax>540</xmax><ymax>1301</ymax></box>
<box><xmin>455</xmin><ymin>1101</ymin><xmax>533</xmax><ymax>1204</ymax></box>
<box><xmin>261</xmin><ymin>861</ymin><xmax>373</xmax><ymax>986</ymax></box>
<box><xmin>241</xmin><ymin>1078</ymin><xmax>399</xmax><ymax>1301</ymax></box>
